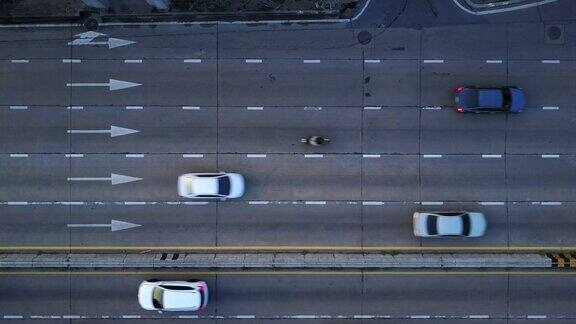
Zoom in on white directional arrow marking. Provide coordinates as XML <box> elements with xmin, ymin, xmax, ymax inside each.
<box><xmin>68</xmin><ymin>37</ymin><xmax>136</xmax><ymax>49</ymax></box>
<box><xmin>67</xmin><ymin>125</ymin><xmax>139</xmax><ymax>138</ymax></box>
<box><xmin>67</xmin><ymin>219</ymin><xmax>141</xmax><ymax>232</ymax></box>
<box><xmin>75</xmin><ymin>31</ymin><xmax>107</xmax><ymax>39</ymax></box>
<box><xmin>66</xmin><ymin>79</ymin><xmax>141</xmax><ymax>91</ymax></box>
<box><xmin>67</xmin><ymin>173</ymin><xmax>142</xmax><ymax>185</ymax></box>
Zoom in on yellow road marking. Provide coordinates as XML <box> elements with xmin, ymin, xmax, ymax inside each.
<box><xmin>0</xmin><ymin>270</ymin><xmax>574</xmax><ymax>276</ymax></box>
<box><xmin>1</xmin><ymin>245</ymin><xmax>575</xmax><ymax>252</ymax></box>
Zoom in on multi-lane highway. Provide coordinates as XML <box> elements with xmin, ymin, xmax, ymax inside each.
<box><xmin>1</xmin><ymin>10</ymin><xmax>576</xmax><ymax>323</ymax></box>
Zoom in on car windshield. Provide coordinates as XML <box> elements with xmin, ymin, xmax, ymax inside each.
<box><xmin>461</xmin><ymin>215</ymin><xmax>471</xmax><ymax>236</ymax></box>
<box><xmin>218</xmin><ymin>176</ymin><xmax>231</xmax><ymax>196</ymax></box>
<box><xmin>426</xmin><ymin>215</ymin><xmax>438</xmax><ymax>235</ymax></box>
<box><xmin>152</xmin><ymin>287</ymin><xmax>164</xmax><ymax>309</ymax></box>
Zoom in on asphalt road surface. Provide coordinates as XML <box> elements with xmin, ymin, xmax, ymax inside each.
<box><xmin>1</xmin><ymin>3</ymin><xmax>576</xmax><ymax>322</ymax></box>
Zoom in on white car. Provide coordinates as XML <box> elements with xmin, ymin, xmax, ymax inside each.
<box><xmin>177</xmin><ymin>173</ymin><xmax>245</xmax><ymax>199</ymax></box>
<box><xmin>413</xmin><ymin>211</ymin><xmax>487</xmax><ymax>238</ymax></box>
<box><xmin>138</xmin><ymin>280</ymin><xmax>208</xmax><ymax>311</ymax></box>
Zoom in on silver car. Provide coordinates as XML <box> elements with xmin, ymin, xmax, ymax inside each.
<box><xmin>413</xmin><ymin>211</ymin><xmax>487</xmax><ymax>238</ymax></box>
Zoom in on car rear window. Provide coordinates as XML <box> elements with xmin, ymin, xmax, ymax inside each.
<box><xmin>218</xmin><ymin>176</ymin><xmax>231</xmax><ymax>196</ymax></box>
<box><xmin>426</xmin><ymin>216</ymin><xmax>438</xmax><ymax>235</ymax></box>
<box><xmin>461</xmin><ymin>215</ymin><xmax>471</xmax><ymax>236</ymax></box>
<box><xmin>464</xmin><ymin>90</ymin><xmax>479</xmax><ymax>107</ymax></box>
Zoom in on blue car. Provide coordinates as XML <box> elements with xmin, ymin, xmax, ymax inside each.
<box><xmin>454</xmin><ymin>86</ymin><xmax>525</xmax><ymax>113</ymax></box>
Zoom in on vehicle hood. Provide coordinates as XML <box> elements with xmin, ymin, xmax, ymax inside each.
<box><xmin>509</xmin><ymin>88</ymin><xmax>525</xmax><ymax>112</ymax></box>
<box><xmin>138</xmin><ymin>283</ymin><xmax>156</xmax><ymax>310</ymax></box>
<box><xmin>226</xmin><ymin>173</ymin><xmax>246</xmax><ymax>198</ymax></box>
<box><xmin>163</xmin><ymin>290</ymin><xmax>201</xmax><ymax>311</ymax></box>
<box><xmin>467</xmin><ymin>212</ymin><xmax>487</xmax><ymax>237</ymax></box>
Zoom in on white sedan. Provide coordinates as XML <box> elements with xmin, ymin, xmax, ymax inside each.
<box><xmin>177</xmin><ymin>173</ymin><xmax>245</xmax><ymax>199</ymax></box>
<box><xmin>138</xmin><ymin>280</ymin><xmax>208</xmax><ymax>311</ymax></box>
<box><xmin>413</xmin><ymin>211</ymin><xmax>487</xmax><ymax>238</ymax></box>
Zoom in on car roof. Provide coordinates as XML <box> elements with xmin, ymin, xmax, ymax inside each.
<box><xmin>162</xmin><ymin>289</ymin><xmax>201</xmax><ymax>310</ymax></box>
<box><xmin>477</xmin><ymin>89</ymin><xmax>503</xmax><ymax>108</ymax></box>
<box><xmin>191</xmin><ymin>177</ymin><xmax>219</xmax><ymax>195</ymax></box>
<box><xmin>436</xmin><ymin>216</ymin><xmax>463</xmax><ymax>235</ymax></box>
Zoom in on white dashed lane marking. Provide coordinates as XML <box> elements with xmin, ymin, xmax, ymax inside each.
<box><xmin>126</xmin><ymin>105</ymin><xmax>143</xmax><ymax>110</ymax></box>
<box><xmin>364</xmin><ymin>59</ymin><xmax>380</xmax><ymax>63</ymax></box>
<box><xmin>542</xmin><ymin>60</ymin><xmax>560</xmax><ymax>64</ymax></box>
<box><xmin>363</xmin><ymin>106</ymin><xmax>381</xmax><ymax>110</ymax></box>
<box><xmin>542</xmin><ymin>106</ymin><xmax>559</xmax><ymax>110</ymax></box>
<box><xmin>423</xmin><ymin>59</ymin><xmax>444</xmax><ymax>63</ymax></box>
<box><xmin>182</xmin><ymin>154</ymin><xmax>204</xmax><ymax>158</ymax></box>
<box><xmin>124</xmin><ymin>59</ymin><xmax>142</xmax><ymax>63</ymax></box>
<box><xmin>183</xmin><ymin>59</ymin><xmax>202</xmax><ymax>63</ymax></box>
<box><xmin>486</xmin><ymin>60</ymin><xmax>503</xmax><ymax>64</ymax></box>
<box><xmin>247</xmin><ymin>106</ymin><xmax>264</xmax><ymax>110</ymax></box>
<box><xmin>10</xmin><ymin>59</ymin><xmax>29</xmax><ymax>63</ymax></box>
<box><xmin>9</xmin><ymin>106</ymin><xmax>28</xmax><ymax>110</ymax></box>
<box><xmin>182</xmin><ymin>106</ymin><xmax>200</xmax><ymax>110</ymax></box>
<box><xmin>62</xmin><ymin>59</ymin><xmax>81</xmax><ymax>63</ymax></box>
<box><xmin>245</xmin><ymin>59</ymin><xmax>263</xmax><ymax>63</ymax></box>
<box><xmin>303</xmin><ymin>59</ymin><xmax>321</xmax><ymax>63</ymax></box>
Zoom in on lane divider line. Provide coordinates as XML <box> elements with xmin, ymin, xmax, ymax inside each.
<box><xmin>482</xmin><ymin>154</ymin><xmax>502</xmax><ymax>158</ymax></box>
<box><xmin>248</xmin><ymin>201</ymin><xmax>269</xmax><ymax>205</ymax></box>
<box><xmin>124</xmin><ymin>59</ymin><xmax>143</xmax><ymax>63</ymax></box>
<box><xmin>126</xmin><ymin>106</ymin><xmax>144</xmax><ymax>110</ymax></box>
<box><xmin>363</xmin><ymin>106</ymin><xmax>381</xmax><ymax>110</ymax></box>
<box><xmin>363</xmin><ymin>154</ymin><xmax>381</xmax><ymax>158</ymax></box>
<box><xmin>9</xmin><ymin>106</ymin><xmax>28</xmax><ymax>110</ymax></box>
<box><xmin>10</xmin><ymin>59</ymin><xmax>29</xmax><ymax>63</ymax></box>
<box><xmin>486</xmin><ymin>60</ymin><xmax>503</xmax><ymax>64</ymax></box>
<box><xmin>247</xmin><ymin>154</ymin><xmax>266</xmax><ymax>158</ymax></box>
<box><xmin>363</xmin><ymin>201</ymin><xmax>384</xmax><ymax>206</ymax></box>
<box><xmin>421</xmin><ymin>201</ymin><xmax>444</xmax><ymax>205</ymax></box>
<box><xmin>245</xmin><ymin>59</ymin><xmax>263</xmax><ymax>63</ymax></box>
<box><xmin>124</xmin><ymin>202</ymin><xmax>146</xmax><ymax>205</ymax></box>
<box><xmin>479</xmin><ymin>202</ymin><xmax>505</xmax><ymax>206</ymax></box>
<box><xmin>182</xmin><ymin>154</ymin><xmax>204</xmax><ymax>158</ymax></box>
<box><xmin>62</xmin><ymin>59</ymin><xmax>81</xmax><ymax>63</ymax></box>
<box><xmin>65</xmin><ymin>154</ymin><xmax>84</xmax><ymax>158</ymax></box>
<box><xmin>542</xmin><ymin>60</ymin><xmax>560</xmax><ymax>64</ymax></box>
<box><xmin>423</xmin><ymin>154</ymin><xmax>442</xmax><ymax>158</ymax></box>
<box><xmin>304</xmin><ymin>154</ymin><xmax>323</xmax><ymax>158</ymax></box>
<box><xmin>67</xmin><ymin>106</ymin><xmax>84</xmax><ymax>110</ymax></box>
<box><xmin>469</xmin><ymin>315</ymin><xmax>490</xmax><ymax>319</ymax></box>
<box><xmin>303</xmin><ymin>59</ymin><xmax>321</xmax><ymax>63</ymax></box>
<box><xmin>182</xmin><ymin>106</ymin><xmax>200</xmax><ymax>110</ymax></box>
<box><xmin>541</xmin><ymin>202</ymin><xmax>562</xmax><ymax>206</ymax></box>
<box><xmin>364</xmin><ymin>59</ymin><xmax>381</xmax><ymax>63</ymax></box>
<box><xmin>183</xmin><ymin>59</ymin><xmax>202</xmax><ymax>63</ymax></box>
<box><xmin>542</xmin><ymin>106</ymin><xmax>559</xmax><ymax>110</ymax></box>
<box><xmin>541</xmin><ymin>154</ymin><xmax>559</xmax><ymax>158</ymax></box>
<box><xmin>9</xmin><ymin>154</ymin><xmax>28</xmax><ymax>158</ymax></box>
<box><xmin>527</xmin><ymin>315</ymin><xmax>547</xmax><ymax>319</ymax></box>
<box><xmin>126</xmin><ymin>154</ymin><xmax>144</xmax><ymax>158</ymax></box>
<box><xmin>423</xmin><ymin>59</ymin><xmax>444</xmax><ymax>63</ymax></box>
<box><xmin>305</xmin><ymin>201</ymin><xmax>326</xmax><ymax>205</ymax></box>
<box><xmin>422</xmin><ymin>106</ymin><xmax>442</xmax><ymax>110</ymax></box>
<box><xmin>247</xmin><ymin>106</ymin><xmax>264</xmax><ymax>110</ymax></box>
<box><xmin>7</xmin><ymin>202</ymin><xmax>28</xmax><ymax>205</ymax></box>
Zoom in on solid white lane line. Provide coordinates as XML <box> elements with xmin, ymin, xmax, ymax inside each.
<box><xmin>124</xmin><ymin>201</ymin><xmax>146</xmax><ymax>205</ymax></box>
<box><xmin>364</xmin><ymin>59</ymin><xmax>381</xmax><ymax>63</ymax></box>
<box><xmin>542</xmin><ymin>60</ymin><xmax>560</xmax><ymax>64</ymax></box>
<box><xmin>486</xmin><ymin>60</ymin><xmax>502</xmax><ymax>64</ymax></box>
<box><xmin>410</xmin><ymin>315</ymin><xmax>430</xmax><ymax>319</ymax></box>
<box><xmin>247</xmin><ymin>154</ymin><xmax>266</xmax><ymax>158</ymax></box>
<box><xmin>62</xmin><ymin>59</ymin><xmax>81</xmax><ymax>63</ymax></box>
<box><xmin>304</xmin><ymin>154</ymin><xmax>323</xmax><ymax>158</ymax></box>
<box><xmin>305</xmin><ymin>201</ymin><xmax>326</xmax><ymax>205</ymax></box>
<box><xmin>9</xmin><ymin>154</ymin><xmax>28</xmax><ymax>157</ymax></box>
<box><xmin>363</xmin><ymin>106</ymin><xmax>382</xmax><ymax>110</ymax></box>
<box><xmin>62</xmin><ymin>315</ymin><xmax>81</xmax><ymax>319</ymax></box>
<box><xmin>363</xmin><ymin>201</ymin><xmax>384</xmax><ymax>206</ymax></box>
<box><xmin>126</xmin><ymin>105</ymin><xmax>143</xmax><ymax>110</ymax></box>
<box><xmin>527</xmin><ymin>315</ymin><xmax>547</xmax><ymax>319</ymax></box>
<box><xmin>248</xmin><ymin>201</ymin><xmax>269</xmax><ymax>205</ymax></box>
<box><xmin>126</xmin><ymin>154</ymin><xmax>144</xmax><ymax>158</ymax></box>
<box><xmin>247</xmin><ymin>106</ymin><xmax>264</xmax><ymax>110</ymax></box>
<box><xmin>542</xmin><ymin>106</ymin><xmax>559</xmax><ymax>110</ymax></box>
<box><xmin>59</xmin><ymin>201</ymin><xmax>84</xmax><ymax>205</ymax></box>
<box><xmin>67</xmin><ymin>106</ymin><xmax>84</xmax><ymax>110</ymax></box>
<box><xmin>182</xmin><ymin>154</ymin><xmax>204</xmax><ymax>158</ymax></box>
<box><xmin>9</xmin><ymin>106</ymin><xmax>28</xmax><ymax>110</ymax></box>
<box><xmin>7</xmin><ymin>201</ymin><xmax>28</xmax><ymax>205</ymax></box>
<box><xmin>303</xmin><ymin>59</ymin><xmax>321</xmax><ymax>63</ymax></box>
<box><xmin>182</xmin><ymin>106</ymin><xmax>200</xmax><ymax>110</ymax></box>
<box><xmin>421</xmin><ymin>201</ymin><xmax>444</xmax><ymax>205</ymax></box>
<box><xmin>3</xmin><ymin>316</ymin><xmax>24</xmax><ymax>319</ymax></box>
<box><xmin>245</xmin><ymin>59</ymin><xmax>262</xmax><ymax>63</ymax></box>
<box><xmin>65</xmin><ymin>154</ymin><xmax>84</xmax><ymax>158</ymax></box>
<box><xmin>541</xmin><ymin>202</ymin><xmax>562</xmax><ymax>206</ymax></box>
<box><xmin>10</xmin><ymin>59</ymin><xmax>29</xmax><ymax>63</ymax></box>
<box><xmin>479</xmin><ymin>202</ymin><xmax>505</xmax><ymax>206</ymax></box>
<box><xmin>541</xmin><ymin>154</ymin><xmax>559</xmax><ymax>158</ymax></box>
<box><xmin>183</xmin><ymin>59</ymin><xmax>202</xmax><ymax>63</ymax></box>
<box><xmin>482</xmin><ymin>154</ymin><xmax>502</xmax><ymax>158</ymax></box>
<box><xmin>423</xmin><ymin>59</ymin><xmax>444</xmax><ymax>63</ymax></box>
<box><xmin>124</xmin><ymin>59</ymin><xmax>143</xmax><ymax>63</ymax></box>
<box><xmin>469</xmin><ymin>315</ymin><xmax>490</xmax><ymax>319</ymax></box>
<box><xmin>423</xmin><ymin>154</ymin><xmax>442</xmax><ymax>158</ymax></box>
<box><xmin>363</xmin><ymin>154</ymin><xmax>381</xmax><ymax>158</ymax></box>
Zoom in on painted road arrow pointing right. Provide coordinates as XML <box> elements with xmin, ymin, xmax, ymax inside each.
<box><xmin>67</xmin><ymin>173</ymin><xmax>142</xmax><ymax>185</ymax></box>
<box><xmin>67</xmin><ymin>125</ymin><xmax>139</xmax><ymax>138</ymax></box>
<box><xmin>66</xmin><ymin>79</ymin><xmax>141</xmax><ymax>91</ymax></box>
<box><xmin>67</xmin><ymin>219</ymin><xmax>141</xmax><ymax>232</ymax></box>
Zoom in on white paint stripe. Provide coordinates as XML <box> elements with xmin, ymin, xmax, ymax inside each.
<box><xmin>182</xmin><ymin>106</ymin><xmax>200</xmax><ymax>110</ymax></box>
<box><xmin>422</xmin><ymin>106</ymin><xmax>442</xmax><ymax>110</ymax></box>
<box><xmin>247</xmin><ymin>154</ymin><xmax>266</xmax><ymax>158</ymax></box>
<box><xmin>363</xmin><ymin>201</ymin><xmax>384</xmax><ymax>206</ymax></box>
<box><xmin>423</xmin><ymin>154</ymin><xmax>442</xmax><ymax>158</ymax></box>
<box><xmin>541</xmin><ymin>202</ymin><xmax>562</xmax><ymax>206</ymax></box>
<box><xmin>423</xmin><ymin>59</ymin><xmax>444</xmax><ymax>63</ymax></box>
<box><xmin>304</xmin><ymin>154</ymin><xmax>323</xmax><ymax>158</ymax></box>
<box><xmin>354</xmin><ymin>315</ymin><xmax>375</xmax><ymax>319</ymax></box>
<box><xmin>363</xmin><ymin>154</ymin><xmax>381</xmax><ymax>158</ymax></box>
<box><xmin>124</xmin><ymin>59</ymin><xmax>143</xmax><ymax>63</ymax></box>
<box><xmin>7</xmin><ymin>201</ymin><xmax>28</xmax><ymax>205</ymax></box>
<box><xmin>62</xmin><ymin>59</ymin><xmax>81</xmax><ymax>63</ymax></box>
<box><xmin>486</xmin><ymin>60</ymin><xmax>502</xmax><ymax>64</ymax></box>
<box><xmin>469</xmin><ymin>315</ymin><xmax>490</xmax><ymax>319</ymax></box>
<box><xmin>183</xmin><ymin>59</ymin><xmax>202</xmax><ymax>63</ymax></box>
<box><xmin>245</xmin><ymin>59</ymin><xmax>262</xmax><ymax>63</ymax></box>
<box><xmin>9</xmin><ymin>106</ymin><xmax>28</xmax><ymax>110</ymax></box>
<box><xmin>248</xmin><ymin>201</ymin><xmax>269</xmax><ymax>205</ymax></box>
<box><xmin>303</xmin><ymin>59</ymin><xmax>321</xmax><ymax>63</ymax></box>
<box><xmin>65</xmin><ymin>154</ymin><xmax>84</xmax><ymax>158</ymax></box>
<box><xmin>62</xmin><ymin>315</ymin><xmax>81</xmax><ymax>319</ymax></box>
<box><xmin>10</xmin><ymin>59</ymin><xmax>29</xmax><ymax>63</ymax></box>
<box><xmin>542</xmin><ymin>106</ymin><xmax>559</xmax><ymax>110</ymax></box>
<box><xmin>305</xmin><ymin>201</ymin><xmax>326</xmax><ymax>205</ymax></box>
<box><xmin>235</xmin><ymin>315</ymin><xmax>256</xmax><ymax>319</ymax></box>
<box><xmin>527</xmin><ymin>315</ymin><xmax>547</xmax><ymax>319</ymax></box>
<box><xmin>122</xmin><ymin>315</ymin><xmax>141</xmax><ymax>319</ymax></box>
<box><xmin>124</xmin><ymin>201</ymin><xmax>146</xmax><ymax>205</ymax></box>
<box><xmin>542</xmin><ymin>60</ymin><xmax>560</xmax><ymax>64</ymax></box>
<box><xmin>542</xmin><ymin>154</ymin><xmax>559</xmax><ymax>158</ymax></box>
<box><xmin>126</xmin><ymin>154</ymin><xmax>144</xmax><ymax>158</ymax></box>
<box><xmin>59</xmin><ymin>201</ymin><xmax>84</xmax><ymax>205</ymax></box>
<box><xmin>3</xmin><ymin>316</ymin><xmax>23</xmax><ymax>319</ymax></box>
<box><xmin>363</xmin><ymin>106</ymin><xmax>381</xmax><ymax>110</ymax></box>
<box><xmin>183</xmin><ymin>201</ymin><xmax>209</xmax><ymax>205</ymax></box>
<box><xmin>183</xmin><ymin>154</ymin><xmax>204</xmax><ymax>158</ymax></box>
<box><xmin>482</xmin><ymin>154</ymin><xmax>502</xmax><ymax>158</ymax></box>
<box><xmin>364</xmin><ymin>59</ymin><xmax>381</xmax><ymax>63</ymax></box>
<box><xmin>421</xmin><ymin>201</ymin><xmax>444</xmax><ymax>205</ymax></box>
<box><xmin>479</xmin><ymin>202</ymin><xmax>505</xmax><ymax>206</ymax></box>
<box><xmin>292</xmin><ymin>315</ymin><xmax>317</xmax><ymax>319</ymax></box>
<box><xmin>126</xmin><ymin>105</ymin><xmax>143</xmax><ymax>110</ymax></box>
<box><xmin>10</xmin><ymin>154</ymin><xmax>28</xmax><ymax>157</ymax></box>
<box><xmin>247</xmin><ymin>106</ymin><xmax>264</xmax><ymax>110</ymax></box>
<box><xmin>410</xmin><ymin>315</ymin><xmax>431</xmax><ymax>319</ymax></box>
<box><xmin>178</xmin><ymin>315</ymin><xmax>199</xmax><ymax>319</ymax></box>
<box><xmin>67</xmin><ymin>106</ymin><xmax>84</xmax><ymax>110</ymax></box>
